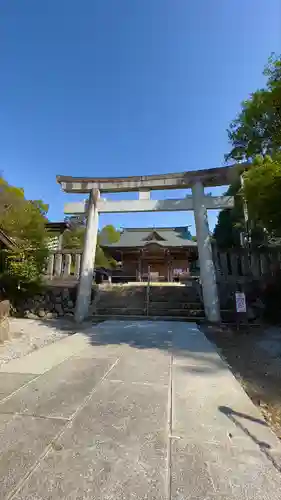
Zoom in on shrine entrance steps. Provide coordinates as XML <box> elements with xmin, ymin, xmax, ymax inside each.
<box><xmin>91</xmin><ymin>283</ymin><xmax>205</xmax><ymax>321</ymax></box>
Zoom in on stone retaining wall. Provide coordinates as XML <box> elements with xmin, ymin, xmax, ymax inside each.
<box><xmin>12</xmin><ymin>286</ymin><xmax>96</xmax><ymax>320</ymax></box>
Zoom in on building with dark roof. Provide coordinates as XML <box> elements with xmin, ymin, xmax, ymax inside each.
<box><xmin>101</xmin><ymin>226</ymin><xmax>198</xmax><ymax>282</ymax></box>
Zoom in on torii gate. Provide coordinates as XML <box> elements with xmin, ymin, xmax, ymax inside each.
<box><xmin>57</xmin><ymin>166</ymin><xmax>240</xmax><ymax>323</ymax></box>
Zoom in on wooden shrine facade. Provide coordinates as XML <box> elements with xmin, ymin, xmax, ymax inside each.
<box><xmin>101</xmin><ymin>227</ymin><xmax>198</xmax><ymax>282</ymax></box>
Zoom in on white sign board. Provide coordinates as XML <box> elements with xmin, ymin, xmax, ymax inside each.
<box><xmin>235</xmin><ymin>292</ymin><xmax>247</xmax><ymax>313</ymax></box>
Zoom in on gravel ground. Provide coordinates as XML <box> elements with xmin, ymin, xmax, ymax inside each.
<box><xmin>0</xmin><ymin>318</ymin><xmax>75</xmax><ymax>368</ymax></box>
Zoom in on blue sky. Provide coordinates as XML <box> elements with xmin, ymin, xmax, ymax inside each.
<box><xmin>1</xmin><ymin>1</ymin><xmax>280</xmax><ymax>234</ymax></box>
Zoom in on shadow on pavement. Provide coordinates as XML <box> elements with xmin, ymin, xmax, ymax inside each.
<box><xmin>34</xmin><ymin>318</ymin><xmax>229</xmax><ymax>375</ymax></box>
<box><xmin>219</xmin><ymin>405</ymin><xmax>267</xmax><ymax>427</ymax></box>
<box><xmin>218</xmin><ymin>404</ymin><xmax>281</xmax><ymax>475</ymax></box>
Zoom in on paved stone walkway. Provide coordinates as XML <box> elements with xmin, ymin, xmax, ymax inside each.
<box><xmin>1</xmin><ymin>320</ymin><xmax>281</xmax><ymax>499</ymax></box>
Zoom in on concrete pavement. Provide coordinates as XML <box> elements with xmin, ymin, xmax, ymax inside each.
<box><xmin>0</xmin><ymin>320</ymin><xmax>281</xmax><ymax>499</ymax></box>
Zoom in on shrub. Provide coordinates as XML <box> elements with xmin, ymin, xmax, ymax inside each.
<box><xmin>0</xmin><ymin>247</ymin><xmax>49</xmax><ymax>302</ymax></box>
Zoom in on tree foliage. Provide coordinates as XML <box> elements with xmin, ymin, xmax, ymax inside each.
<box><xmin>242</xmin><ymin>154</ymin><xmax>281</xmax><ymax>237</ymax></box>
<box><xmin>213</xmin><ymin>171</ymin><xmax>266</xmax><ymax>248</ymax></box>
<box><xmin>0</xmin><ymin>177</ymin><xmax>48</xmax><ymax>248</ymax></box>
<box><xmin>215</xmin><ymin>54</ymin><xmax>281</xmax><ymax>248</ymax></box>
<box><xmin>226</xmin><ymin>54</ymin><xmax>281</xmax><ymax>162</ymax></box>
<box><xmin>96</xmin><ymin>225</ymin><xmax>120</xmax><ymax>268</ymax></box>
<box><xmin>99</xmin><ymin>225</ymin><xmax>120</xmax><ymax>245</ymax></box>
<box><xmin>62</xmin><ymin>226</ymin><xmax>85</xmax><ymax>249</ymax></box>
<box><xmin>4</xmin><ymin>248</ymin><xmax>49</xmax><ymax>283</ymax></box>
<box><xmin>0</xmin><ymin>177</ymin><xmax>50</xmax><ymax>293</ymax></box>
<box><xmin>213</xmin><ymin>181</ymin><xmax>244</xmax><ymax>248</ymax></box>
<box><xmin>62</xmin><ymin>223</ymin><xmax>120</xmax><ymax>268</ymax></box>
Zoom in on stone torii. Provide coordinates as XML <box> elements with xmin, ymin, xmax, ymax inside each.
<box><xmin>57</xmin><ymin>166</ymin><xmax>241</xmax><ymax>323</ymax></box>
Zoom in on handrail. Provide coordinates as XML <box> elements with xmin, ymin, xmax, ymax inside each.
<box><xmin>146</xmin><ymin>265</ymin><xmax>151</xmax><ymax>316</ymax></box>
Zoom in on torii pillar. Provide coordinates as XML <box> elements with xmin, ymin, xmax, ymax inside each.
<box><xmin>192</xmin><ymin>181</ymin><xmax>220</xmax><ymax>322</ymax></box>
<box><xmin>74</xmin><ymin>188</ymin><xmax>99</xmax><ymax>323</ymax></box>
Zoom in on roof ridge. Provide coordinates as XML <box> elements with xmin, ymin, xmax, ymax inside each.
<box><xmin>123</xmin><ymin>226</ymin><xmax>189</xmax><ymax>232</ymax></box>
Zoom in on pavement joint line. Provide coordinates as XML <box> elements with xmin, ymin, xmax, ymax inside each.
<box><xmin>0</xmin><ymin>331</ymin><xmax>94</xmax><ymax>375</ymax></box>
<box><xmin>5</xmin><ymin>356</ymin><xmax>121</xmax><ymax>500</ymax></box>
<box><xmin>0</xmin><ymin>333</ymin><xmax>107</xmax><ymax>405</ymax></box>
<box><xmin>108</xmin><ymin>379</ymin><xmax>168</xmax><ymax>388</ymax></box>
<box><xmin>0</xmin><ymin>373</ymin><xmax>48</xmax><ymax>406</ymax></box>
<box><xmin>0</xmin><ymin>332</ymin><xmax>93</xmax><ymax>404</ymax></box>
<box><xmin>0</xmin><ymin>346</ymin><xmax>84</xmax><ymax>406</ymax></box>
<box><xmin>0</xmin><ymin>411</ymin><xmax>70</xmax><ymax>422</ymax></box>
<box><xmin>166</xmin><ymin>352</ymin><xmax>173</xmax><ymax>500</ymax></box>
<box><xmin>131</xmin><ymin>381</ymin><xmax>169</xmax><ymax>388</ymax></box>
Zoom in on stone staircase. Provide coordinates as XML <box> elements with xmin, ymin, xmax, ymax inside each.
<box><xmin>147</xmin><ymin>284</ymin><xmax>204</xmax><ymax>319</ymax></box>
<box><xmin>93</xmin><ymin>283</ymin><xmax>204</xmax><ymax>320</ymax></box>
<box><xmin>93</xmin><ymin>285</ymin><xmax>146</xmax><ymax>317</ymax></box>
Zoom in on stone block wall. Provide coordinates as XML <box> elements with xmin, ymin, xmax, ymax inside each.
<box><xmin>11</xmin><ymin>286</ymin><xmax>96</xmax><ymax>320</ymax></box>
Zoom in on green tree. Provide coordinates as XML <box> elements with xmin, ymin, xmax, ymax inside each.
<box><xmin>62</xmin><ymin>226</ymin><xmax>85</xmax><ymax>249</ymax></box>
<box><xmin>242</xmin><ymin>154</ymin><xmax>281</xmax><ymax>237</ymax></box>
<box><xmin>0</xmin><ymin>177</ymin><xmax>48</xmax><ymax>248</ymax></box>
<box><xmin>96</xmin><ymin>225</ymin><xmax>120</xmax><ymax>268</ymax></box>
<box><xmin>213</xmin><ymin>176</ymin><xmax>266</xmax><ymax>248</ymax></box>
<box><xmin>213</xmin><ymin>180</ymin><xmax>244</xmax><ymax>248</ymax></box>
<box><xmin>226</xmin><ymin>54</ymin><xmax>281</xmax><ymax>162</ymax></box>
<box><xmin>0</xmin><ymin>177</ymin><xmax>49</xmax><ymax>292</ymax></box>
<box><xmin>62</xmin><ymin>223</ymin><xmax>120</xmax><ymax>268</ymax></box>
<box><xmin>215</xmin><ymin>54</ymin><xmax>281</xmax><ymax>248</ymax></box>
<box><xmin>98</xmin><ymin>225</ymin><xmax>120</xmax><ymax>245</ymax></box>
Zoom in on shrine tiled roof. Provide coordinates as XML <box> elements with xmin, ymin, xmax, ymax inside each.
<box><xmin>101</xmin><ymin>227</ymin><xmax>197</xmax><ymax>249</ymax></box>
